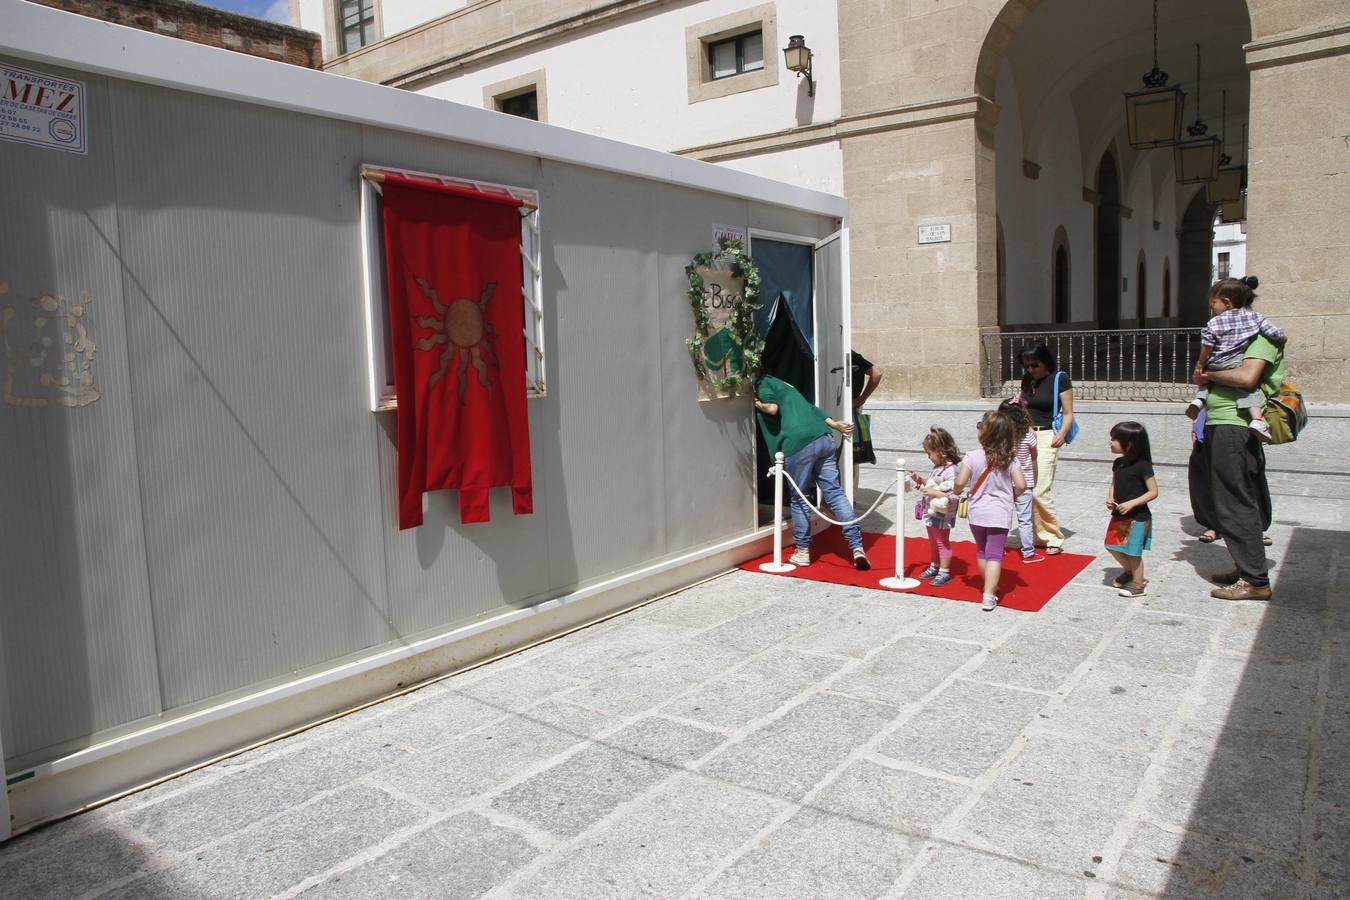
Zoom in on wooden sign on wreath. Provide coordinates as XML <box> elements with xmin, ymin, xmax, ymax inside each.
<box><xmin>685</xmin><ymin>237</ymin><xmax>763</xmax><ymax>402</ymax></box>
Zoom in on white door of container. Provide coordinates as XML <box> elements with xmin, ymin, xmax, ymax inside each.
<box><xmin>813</xmin><ymin>229</ymin><xmax>851</xmax><ymax>495</ymax></box>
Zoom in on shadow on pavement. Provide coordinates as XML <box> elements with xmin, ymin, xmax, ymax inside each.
<box><xmin>1160</xmin><ymin>525</ymin><xmax>1349</xmax><ymax>897</ymax></box>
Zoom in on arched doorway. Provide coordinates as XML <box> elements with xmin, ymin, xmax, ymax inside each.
<box><xmin>1163</xmin><ymin>259</ymin><xmax>1172</xmax><ymax>320</ymax></box>
<box><xmin>1178</xmin><ymin>193</ymin><xmax>1215</xmax><ymax>327</ymax></box>
<box><xmin>1095</xmin><ymin>150</ymin><xmax>1122</xmax><ymax>330</ymax></box>
<box><xmin>1052</xmin><ymin>227</ymin><xmax>1070</xmax><ymax>324</ymax></box>
<box><xmin>1136</xmin><ymin>252</ymin><xmax>1147</xmax><ymax>326</ymax></box>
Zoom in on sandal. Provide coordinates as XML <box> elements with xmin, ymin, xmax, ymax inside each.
<box><xmin>1198</xmin><ymin>530</ymin><xmax>1220</xmax><ymax>543</ymax></box>
<box><xmin>1045</xmin><ymin>547</ymin><xmax>1063</xmax><ymax>556</ymax></box>
<box><xmin>1263</xmin><ymin>534</ymin><xmax>1273</xmax><ymax>546</ymax></box>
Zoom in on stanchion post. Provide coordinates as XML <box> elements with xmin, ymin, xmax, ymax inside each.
<box><xmin>879</xmin><ymin>455</ymin><xmax>921</xmax><ymax>590</ymax></box>
<box><xmin>759</xmin><ymin>451</ymin><xmax>796</xmax><ymax>573</ymax></box>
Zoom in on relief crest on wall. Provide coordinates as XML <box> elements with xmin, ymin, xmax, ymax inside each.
<box><xmin>0</xmin><ymin>282</ymin><xmax>101</xmax><ymax>408</ymax></box>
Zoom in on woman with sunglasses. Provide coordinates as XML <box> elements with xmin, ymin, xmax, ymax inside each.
<box><xmin>1017</xmin><ymin>342</ymin><xmax>1074</xmax><ymax>554</ymax></box>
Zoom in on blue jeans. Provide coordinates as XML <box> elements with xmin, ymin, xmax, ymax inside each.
<box><xmin>1014</xmin><ymin>491</ymin><xmax>1035</xmax><ymax>556</ymax></box>
<box><xmin>784</xmin><ymin>433</ymin><xmax>862</xmax><ymax>551</ymax></box>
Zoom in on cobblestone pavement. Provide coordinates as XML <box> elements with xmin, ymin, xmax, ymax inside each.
<box><xmin>2</xmin><ymin>416</ymin><xmax>1347</xmax><ymax>898</ymax></box>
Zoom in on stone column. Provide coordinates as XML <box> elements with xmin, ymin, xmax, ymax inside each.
<box><xmin>1245</xmin><ymin>21</ymin><xmax>1350</xmax><ymax>397</ymax></box>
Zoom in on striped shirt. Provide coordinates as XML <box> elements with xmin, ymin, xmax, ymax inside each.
<box><xmin>1014</xmin><ymin>432</ymin><xmax>1036</xmax><ymax>489</ymax></box>
<box><xmin>1201</xmin><ymin>308</ymin><xmax>1286</xmax><ymax>370</ymax></box>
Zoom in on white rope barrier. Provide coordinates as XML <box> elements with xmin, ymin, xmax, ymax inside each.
<box><xmin>780</xmin><ymin>469</ymin><xmax>898</xmax><ymax>526</ymax></box>
<box><xmin>758</xmin><ymin>446</ymin><xmax>898</xmax><ymax>574</ymax></box>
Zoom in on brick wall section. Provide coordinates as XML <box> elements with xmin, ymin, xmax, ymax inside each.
<box><xmin>27</xmin><ymin>0</ymin><xmax>322</xmax><ymax>69</ymax></box>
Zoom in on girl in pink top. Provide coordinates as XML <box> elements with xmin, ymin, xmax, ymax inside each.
<box><xmin>954</xmin><ymin>410</ymin><xmax>1027</xmax><ymax>611</ymax></box>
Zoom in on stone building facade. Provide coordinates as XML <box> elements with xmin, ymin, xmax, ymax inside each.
<box><xmin>30</xmin><ymin>0</ymin><xmax>323</xmax><ymax>68</ymax></box>
<box><xmin>298</xmin><ymin>0</ymin><xmax>1349</xmax><ymax>400</ymax></box>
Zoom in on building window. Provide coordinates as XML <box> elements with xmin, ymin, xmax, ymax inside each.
<box><xmin>498</xmin><ymin>91</ymin><xmax>538</xmax><ymax>121</ymax></box>
<box><xmin>484</xmin><ymin>71</ymin><xmax>549</xmax><ymax>124</ymax></box>
<box><xmin>685</xmin><ymin>4</ymin><xmax>778</xmax><ymax>104</ymax></box>
<box><xmin>708</xmin><ymin>31</ymin><xmax>764</xmax><ymax>80</ymax></box>
<box><xmin>338</xmin><ymin>0</ymin><xmax>376</xmax><ymax>53</ymax></box>
<box><xmin>359</xmin><ymin>165</ymin><xmax>545</xmax><ymax>410</ymax></box>
<box><xmin>1217</xmin><ymin>251</ymin><xmax>1231</xmax><ymax>280</ymax></box>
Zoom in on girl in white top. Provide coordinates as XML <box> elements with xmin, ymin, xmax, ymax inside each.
<box><xmin>910</xmin><ymin>426</ymin><xmax>962</xmax><ymax>586</ymax></box>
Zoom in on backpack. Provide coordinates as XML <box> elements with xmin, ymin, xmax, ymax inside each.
<box><xmin>1264</xmin><ymin>380</ymin><xmax>1308</xmax><ymax>444</ymax></box>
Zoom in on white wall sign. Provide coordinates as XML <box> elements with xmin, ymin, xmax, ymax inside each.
<box><xmin>917</xmin><ymin>223</ymin><xmax>951</xmax><ymax>245</ymax></box>
<box><xmin>713</xmin><ymin>223</ymin><xmax>746</xmax><ymax>248</ymax></box>
<box><xmin>1</xmin><ymin>63</ymin><xmax>87</xmax><ymax>155</ymax></box>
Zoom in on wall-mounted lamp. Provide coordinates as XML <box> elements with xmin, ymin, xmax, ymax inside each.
<box><xmin>783</xmin><ymin>34</ymin><xmax>815</xmax><ymax>97</ymax></box>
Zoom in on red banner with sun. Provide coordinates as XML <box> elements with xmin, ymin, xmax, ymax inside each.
<box><xmin>380</xmin><ymin>174</ymin><xmax>533</xmax><ymax>528</ymax></box>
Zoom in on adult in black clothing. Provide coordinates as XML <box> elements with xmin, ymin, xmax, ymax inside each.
<box><xmin>850</xmin><ymin>350</ymin><xmax>882</xmax><ymax>410</ymax></box>
<box><xmin>1017</xmin><ymin>342</ymin><xmax>1074</xmax><ymax>553</ymax></box>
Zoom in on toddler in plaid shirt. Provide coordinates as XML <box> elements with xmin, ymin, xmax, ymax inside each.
<box><xmin>1187</xmin><ymin>275</ymin><xmax>1285</xmax><ymax>442</ymax></box>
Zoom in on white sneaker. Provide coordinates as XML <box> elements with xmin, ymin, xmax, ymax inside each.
<box><xmin>981</xmin><ymin>594</ymin><xmax>998</xmax><ymax>612</ymax></box>
<box><xmin>1249</xmin><ymin>419</ymin><xmax>1273</xmax><ymax>443</ymax></box>
<box><xmin>788</xmin><ymin>548</ymin><xmax>811</xmax><ymax>567</ymax></box>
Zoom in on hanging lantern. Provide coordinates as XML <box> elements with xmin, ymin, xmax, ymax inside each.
<box><xmin>1125</xmin><ymin>0</ymin><xmax>1184</xmax><ymax>149</ymax></box>
<box><xmin>1209</xmin><ymin>166</ymin><xmax>1245</xmax><ymax>204</ymax></box>
<box><xmin>1174</xmin><ymin>44</ymin><xmax>1219</xmax><ymax>184</ymax></box>
<box><xmin>1218</xmin><ymin>192</ymin><xmax>1246</xmax><ymax>224</ymax></box>
<box><xmin>1208</xmin><ymin>115</ymin><xmax>1246</xmax><ymax>204</ymax></box>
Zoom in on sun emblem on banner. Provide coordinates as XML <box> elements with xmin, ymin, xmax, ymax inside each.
<box><xmin>413</xmin><ymin>277</ymin><xmax>500</xmax><ymax>402</ymax></box>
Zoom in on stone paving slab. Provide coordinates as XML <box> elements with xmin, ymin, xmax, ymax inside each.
<box><xmin>1</xmin><ymin>422</ymin><xmax>1348</xmax><ymax>898</ymax></box>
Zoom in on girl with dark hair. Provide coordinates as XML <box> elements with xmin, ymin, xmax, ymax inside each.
<box><xmin>953</xmin><ymin>410</ymin><xmax>1026</xmax><ymax>611</ymax></box>
<box><xmin>1186</xmin><ymin>275</ymin><xmax>1286</xmax><ymax>443</ymax></box>
<box><xmin>1105</xmin><ymin>421</ymin><xmax>1158</xmax><ymax>597</ymax></box>
<box><xmin>1018</xmin><ymin>341</ymin><xmax>1074</xmax><ymax>554</ymax></box>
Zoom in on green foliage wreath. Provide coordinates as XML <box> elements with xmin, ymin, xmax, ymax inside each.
<box><xmin>685</xmin><ymin>236</ymin><xmax>764</xmax><ymax>398</ymax></box>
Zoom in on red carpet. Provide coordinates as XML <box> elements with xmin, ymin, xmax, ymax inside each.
<box><xmin>740</xmin><ymin>527</ymin><xmax>1095</xmax><ymax>613</ymax></box>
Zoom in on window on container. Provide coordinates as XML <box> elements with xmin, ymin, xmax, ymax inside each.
<box><xmin>338</xmin><ymin>0</ymin><xmax>376</xmax><ymax>53</ymax></box>
<box><xmin>708</xmin><ymin>31</ymin><xmax>764</xmax><ymax>80</ymax></box>
<box><xmin>359</xmin><ymin>165</ymin><xmax>545</xmax><ymax>411</ymax></box>
<box><xmin>497</xmin><ymin>90</ymin><xmax>539</xmax><ymax>121</ymax></box>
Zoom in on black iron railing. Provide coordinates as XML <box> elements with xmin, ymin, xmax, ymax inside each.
<box><xmin>982</xmin><ymin>328</ymin><xmax>1204</xmax><ymax>401</ymax></box>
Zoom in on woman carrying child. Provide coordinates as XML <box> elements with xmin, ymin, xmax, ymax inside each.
<box><xmin>954</xmin><ymin>411</ymin><xmax>1026</xmax><ymax>611</ymax></box>
<box><xmin>911</xmin><ymin>427</ymin><xmax>962</xmax><ymax>586</ymax></box>
<box><xmin>1105</xmin><ymin>421</ymin><xmax>1159</xmax><ymax>597</ymax></box>
<box><xmin>1000</xmin><ymin>400</ymin><xmax>1041</xmax><ymax>564</ymax></box>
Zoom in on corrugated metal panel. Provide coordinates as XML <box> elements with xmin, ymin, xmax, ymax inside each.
<box><xmin>0</xmin><ymin>66</ymin><xmax>161</xmax><ymax>762</ymax></box>
<box><xmin>1</xmin><ymin>68</ymin><xmax>844</xmax><ymax>769</ymax></box>
<box><xmin>655</xmin><ymin>193</ymin><xmax>759</xmax><ymax>549</ymax></box>
<box><xmin>107</xmin><ymin>83</ymin><xmax>390</xmax><ymax>710</ymax></box>
<box><xmin>535</xmin><ymin>164</ymin><xmax>669</xmax><ymax>583</ymax></box>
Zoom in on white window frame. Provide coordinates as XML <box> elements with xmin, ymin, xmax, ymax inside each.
<box><xmin>359</xmin><ymin>163</ymin><xmax>545</xmax><ymax>412</ymax></box>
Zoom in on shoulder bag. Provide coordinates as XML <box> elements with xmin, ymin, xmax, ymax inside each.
<box><xmin>956</xmin><ymin>465</ymin><xmax>993</xmax><ymax>519</ymax></box>
<box><xmin>1051</xmin><ymin>371</ymin><xmax>1080</xmax><ymax>445</ymax></box>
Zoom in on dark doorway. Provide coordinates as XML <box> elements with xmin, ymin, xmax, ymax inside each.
<box><xmin>1136</xmin><ymin>256</ymin><xmax>1147</xmax><ymax>325</ymax></box>
<box><xmin>1178</xmin><ymin>193</ymin><xmax>1216</xmax><ymax>327</ymax></box>
<box><xmin>1094</xmin><ymin>151</ymin><xmax>1122</xmax><ymax>330</ymax></box>
<box><xmin>1163</xmin><ymin>260</ymin><xmax>1172</xmax><ymax>319</ymax></box>
<box><xmin>1054</xmin><ymin>244</ymin><xmax>1070</xmax><ymax>324</ymax></box>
